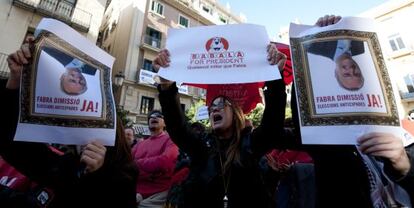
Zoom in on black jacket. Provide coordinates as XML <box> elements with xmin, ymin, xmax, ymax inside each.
<box><xmin>158</xmin><ymin>79</ymin><xmax>289</xmax><ymax>208</ymax></box>
<box><xmin>0</xmin><ymin>79</ymin><xmax>138</xmax><ymax>208</ymax></box>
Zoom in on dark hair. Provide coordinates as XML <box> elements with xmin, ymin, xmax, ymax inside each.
<box><xmin>210</xmin><ymin>96</ymin><xmax>245</xmax><ymax>173</ymax></box>
<box><xmin>147</xmin><ymin>110</ymin><xmax>163</xmax><ymax>121</ymax></box>
<box><xmin>103</xmin><ymin>117</ymin><xmax>136</xmax><ymax>178</ymax></box>
<box><xmin>190</xmin><ymin>122</ymin><xmax>205</xmax><ymax>132</ymax></box>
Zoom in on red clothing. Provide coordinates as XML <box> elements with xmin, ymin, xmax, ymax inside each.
<box><xmin>267</xmin><ymin>149</ymin><xmax>313</xmax><ymax>168</ymax></box>
<box><xmin>132</xmin><ymin>131</ymin><xmax>179</xmax><ymax>198</ymax></box>
<box><xmin>1</xmin><ymin>148</ymin><xmax>62</xmax><ymax>191</ymax></box>
<box><xmin>0</xmin><ymin>157</ymin><xmax>32</xmax><ymax>192</ymax></box>
<box><xmin>0</xmin><ymin>156</ymin><xmax>56</xmax><ymax>207</ymax></box>
<box><xmin>402</xmin><ymin>119</ymin><xmax>414</xmax><ymax>136</ymax></box>
<box><xmin>171</xmin><ymin>167</ymin><xmax>190</xmax><ymax>186</ymax></box>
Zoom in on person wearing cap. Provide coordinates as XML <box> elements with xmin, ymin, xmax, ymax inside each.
<box><xmin>132</xmin><ymin>110</ymin><xmax>179</xmax><ymax>208</ymax></box>
<box><xmin>151</xmin><ymin>42</ymin><xmax>288</xmax><ymax>208</ymax></box>
<box><xmin>60</xmin><ymin>59</ymin><xmax>88</xmax><ymax>95</ymax></box>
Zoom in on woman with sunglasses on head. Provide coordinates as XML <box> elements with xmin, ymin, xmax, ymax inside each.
<box><xmin>152</xmin><ymin>43</ymin><xmax>289</xmax><ymax>208</ymax></box>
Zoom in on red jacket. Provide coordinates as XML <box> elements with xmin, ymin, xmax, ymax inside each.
<box><xmin>132</xmin><ymin>131</ymin><xmax>179</xmax><ymax>198</ymax></box>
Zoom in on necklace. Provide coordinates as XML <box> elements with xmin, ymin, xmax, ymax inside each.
<box><xmin>218</xmin><ymin>148</ymin><xmax>231</xmax><ymax>208</ymax></box>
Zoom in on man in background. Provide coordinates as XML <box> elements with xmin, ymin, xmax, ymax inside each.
<box><xmin>132</xmin><ymin>110</ymin><xmax>178</xmax><ymax>208</ymax></box>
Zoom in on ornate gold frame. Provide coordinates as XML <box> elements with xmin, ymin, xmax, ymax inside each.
<box><xmin>19</xmin><ymin>32</ymin><xmax>115</xmax><ymax>128</ymax></box>
<box><xmin>290</xmin><ymin>30</ymin><xmax>399</xmax><ymax>126</ymax></box>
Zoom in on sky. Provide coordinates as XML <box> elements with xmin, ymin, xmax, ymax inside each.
<box><xmin>219</xmin><ymin>0</ymin><xmax>389</xmax><ymax>42</ymax></box>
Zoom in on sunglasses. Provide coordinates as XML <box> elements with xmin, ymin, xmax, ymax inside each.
<box><xmin>149</xmin><ymin>113</ymin><xmax>164</xmax><ymax>119</ymax></box>
<box><xmin>208</xmin><ymin>98</ymin><xmax>232</xmax><ymax>114</ymax></box>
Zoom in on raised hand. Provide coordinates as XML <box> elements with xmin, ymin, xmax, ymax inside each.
<box><xmin>152</xmin><ymin>49</ymin><xmax>170</xmax><ymax>72</ymax></box>
<box><xmin>6</xmin><ymin>37</ymin><xmax>34</xmax><ymax>89</ymax></box>
<box><xmin>152</xmin><ymin>49</ymin><xmax>174</xmax><ymax>88</ymax></box>
<box><xmin>315</xmin><ymin>15</ymin><xmax>342</xmax><ymax>27</ymax></box>
<box><xmin>267</xmin><ymin>43</ymin><xmax>287</xmax><ymax>71</ymax></box>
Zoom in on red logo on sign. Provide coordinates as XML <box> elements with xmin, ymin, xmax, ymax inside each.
<box><xmin>205</xmin><ymin>37</ymin><xmax>229</xmax><ymax>53</ymax></box>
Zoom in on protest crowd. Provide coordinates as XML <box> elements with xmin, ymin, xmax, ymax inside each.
<box><xmin>1</xmin><ymin>14</ymin><xmax>414</xmax><ymax>208</ymax></box>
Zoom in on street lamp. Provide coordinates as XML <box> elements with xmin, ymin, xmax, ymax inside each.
<box><xmin>113</xmin><ymin>71</ymin><xmax>125</xmax><ymax>108</ymax></box>
<box><xmin>114</xmin><ymin>71</ymin><xmax>125</xmax><ymax>87</ymax></box>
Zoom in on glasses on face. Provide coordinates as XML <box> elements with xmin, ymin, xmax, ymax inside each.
<box><xmin>208</xmin><ymin>98</ymin><xmax>232</xmax><ymax>114</ymax></box>
<box><xmin>149</xmin><ymin>113</ymin><xmax>164</xmax><ymax>119</ymax></box>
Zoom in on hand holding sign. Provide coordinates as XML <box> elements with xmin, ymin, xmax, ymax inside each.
<box><xmin>267</xmin><ymin>43</ymin><xmax>287</xmax><ymax>71</ymax></box>
<box><xmin>6</xmin><ymin>37</ymin><xmax>34</xmax><ymax>90</ymax></box>
<box><xmin>357</xmin><ymin>132</ymin><xmax>410</xmax><ymax>175</ymax></box>
<box><xmin>315</xmin><ymin>15</ymin><xmax>342</xmax><ymax>27</ymax></box>
<box><xmin>152</xmin><ymin>49</ymin><xmax>174</xmax><ymax>89</ymax></box>
<box><xmin>80</xmin><ymin>141</ymin><xmax>107</xmax><ymax>174</ymax></box>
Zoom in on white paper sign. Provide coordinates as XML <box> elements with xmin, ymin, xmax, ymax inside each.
<box><xmin>290</xmin><ymin>17</ymin><xmax>405</xmax><ymax>145</ymax></box>
<box><xmin>15</xmin><ymin>18</ymin><xmax>116</xmax><ymax>146</ymax></box>
<box><xmin>139</xmin><ymin>69</ymin><xmax>156</xmax><ymax>85</ymax></box>
<box><xmin>132</xmin><ymin>124</ymin><xmax>151</xmax><ymax>136</ymax></box>
<box><xmin>177</xmin><ymin>85</ymin><xmax>188</xmax><ymax>95</ymax></box>
<box><xmin>196</xmin><ymin>105</ymin><xmax>209</xmax><ymax>121</ymax></box>
<box><xmin>158</xmin><ymin>24</ymin><xmax>281</xmax><ymax>84</ymax></box>
<box><xmin>139</xmin><ymin>69</ymin><xmax>188</xmax><ymax>94</ymax></box>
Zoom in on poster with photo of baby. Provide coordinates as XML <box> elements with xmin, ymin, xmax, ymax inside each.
<box><xmin>15</xmin><ymin>18</ymin><xmax>116</xmax><ymax>146</ymax></box>
<box><xmin>289</xmin><ymin>17</ymin><xmax>405</xmax><ymax>145</ymax></box>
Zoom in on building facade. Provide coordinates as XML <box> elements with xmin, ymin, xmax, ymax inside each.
<box><xmin>100</xmin><ymin>0</ymin><xmax>244</xmax><ymax>124</ymax></box>
<box><xmin>0</xmin><ymin>0</ymin><xmax>107</xmax><ymax>78</ymax></box>
<box><xmin>360</xmin><ymin>0</ymin><xmax>414</xmax><ymax>118</ymax></box>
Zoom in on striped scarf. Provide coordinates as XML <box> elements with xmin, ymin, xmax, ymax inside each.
<box><xmin>357</xmin><ymin>148</ymin><xmax>411</xmax><ymax>208</ymax></box>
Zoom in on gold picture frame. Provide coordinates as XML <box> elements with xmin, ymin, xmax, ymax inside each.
<box><xmin>290</xmin><ymin>30</ymin><xmax>399</xmax><ymax>127</ymax></box>
<box><xmin>19</xmin><ymin>32</ymin><xmax>115</xmax><ymax>128</ymax></box>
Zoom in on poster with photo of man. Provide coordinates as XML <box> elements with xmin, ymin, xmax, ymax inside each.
<box><xmin>15</xmin><ymin>18</ymin><xmax>116</xmax><ymax>145</ymax></box>
<box><xmin>304</xmin><ymin>38</ymin><xmax>387</xmax><ymax>115</ymax></box>
<box><xmin>34</xmin><ymin>46</ymin><xmax>103</xmax><ymax>118</ymax></box>
<box><xmin>289</xmin><ymin>17</ymin><xmax>405</xmax><ymax>145</ymax></box>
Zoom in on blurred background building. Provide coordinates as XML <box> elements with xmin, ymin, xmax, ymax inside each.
<box><xmin>0</xmin><ymin>0</ymin><xmax>107</xmax><ymax>78</ymax></box>
<box><xmin>361</xmin><ymin>0</ymin><xmax>414</xmax><ymax>118</ymax></box>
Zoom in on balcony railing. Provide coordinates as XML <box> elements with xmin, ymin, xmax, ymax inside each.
<box><xmin>12</xmin><ymin>0</ymin><xmax>92</xmax><ymax>32</ymax></box>
<box><xmin>0</xmin><ymin>52</ymin><xmax>9</xmax><ymax>78</ymax></box>
<box><xmin>400</xmin><ymin>91</ymin><xmax>414</xmax><ymax>101</ymax></box>
<box><xmin>142</xmin><ymin>35</ymin><xmax>162</xmax><ymax>49</ymax></box>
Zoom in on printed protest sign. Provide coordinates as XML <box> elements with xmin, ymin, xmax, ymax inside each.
<box><xmin>187</xmin><ymin>42</ymin><xmax>291</xmax><ymax>114</ymax></box>
<box><xmin>15</xmin><ymin>18</ymin><xmax>116</xmax><ymax>145</ymax></box>
<box><xmin>139</xmin><ymin>69</ymin><xmax>188</xmax><ymax>94</ymax></box>
<box><xmin>290</xmin><ymin>17</ymin><xmax>405</xmax><ymax>145</ymax></box>
<box><xmin>157</xmin><ymin>24</ymin><xmax>281</xmax><ymax>84</ymax></box>
<box><xmin>196</xmin><ymin>105</ymin><xmax>209</xmax><ymax>121</ymax></box>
